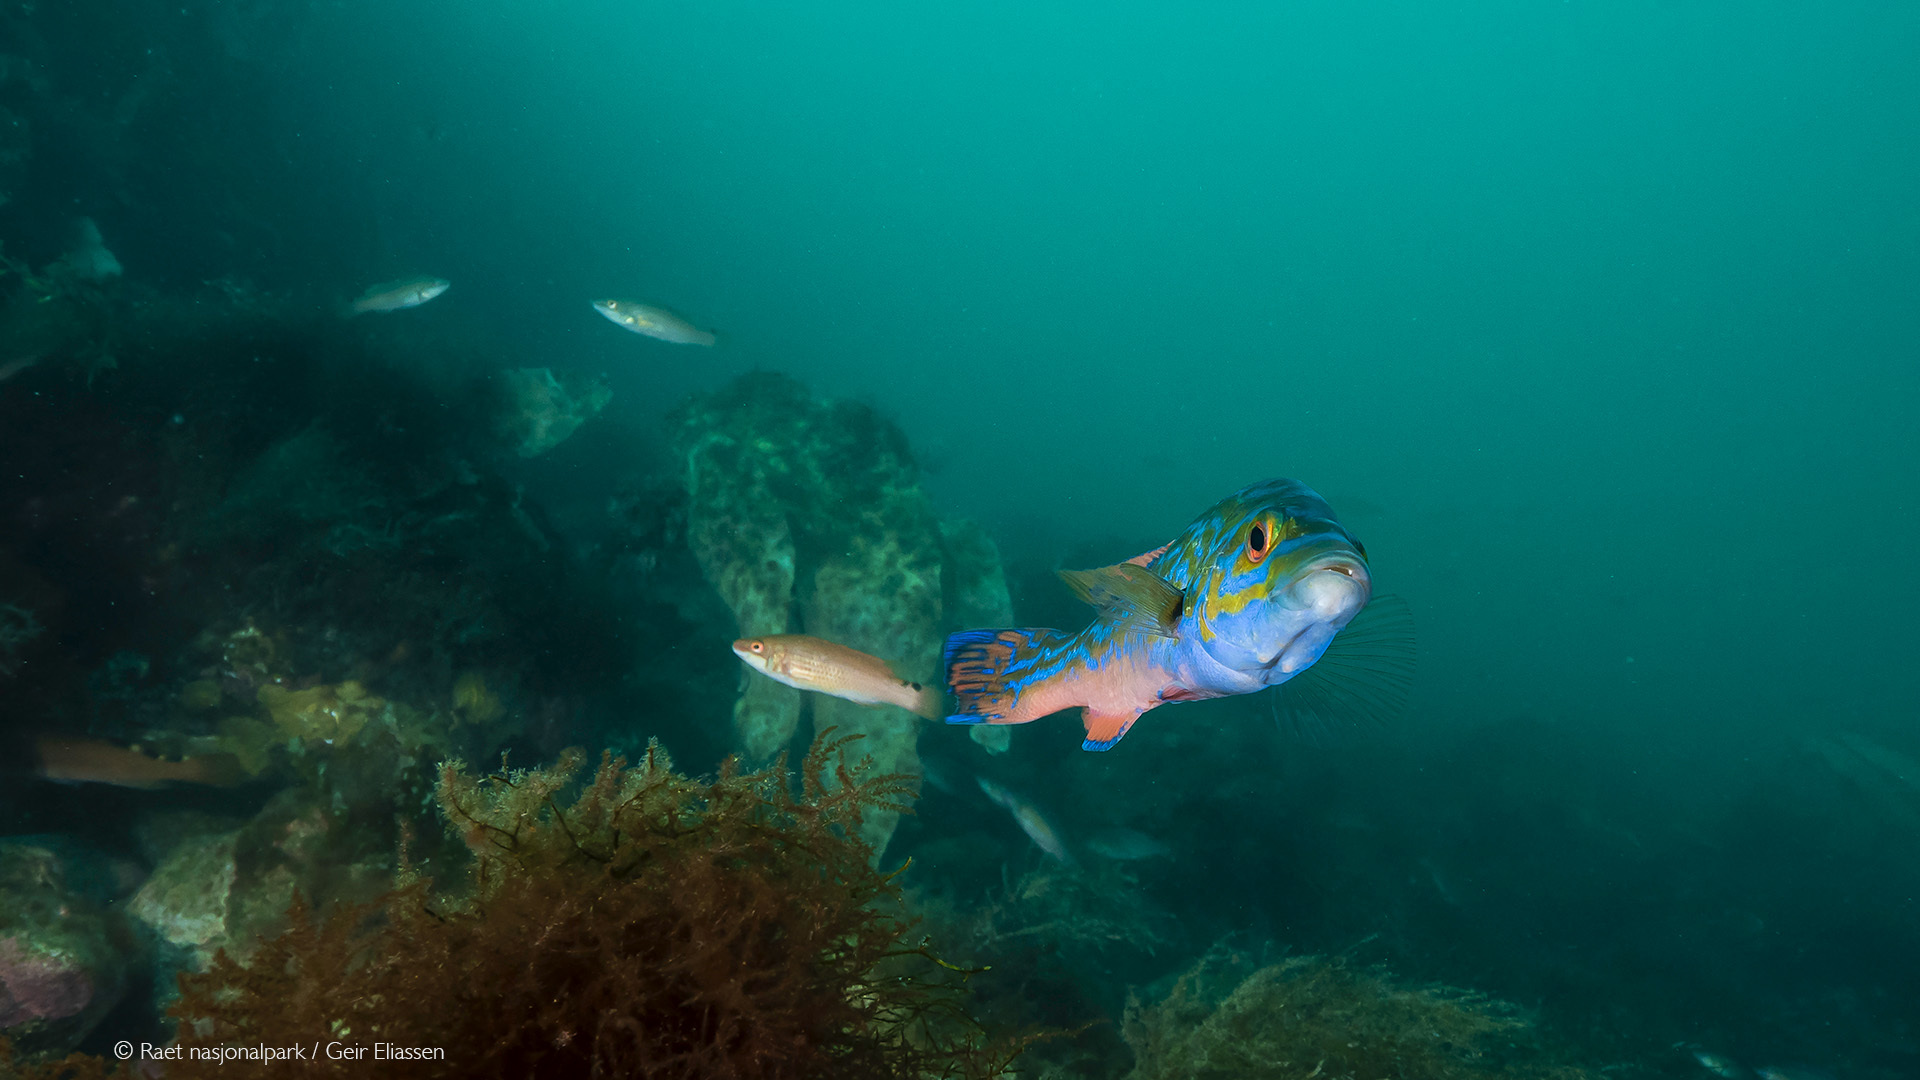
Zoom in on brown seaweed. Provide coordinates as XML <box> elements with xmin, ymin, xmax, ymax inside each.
<box><xmin>94</xmin><ymin>730</ymin><xmax>1029</xmax><ymax>1079</ymax></box>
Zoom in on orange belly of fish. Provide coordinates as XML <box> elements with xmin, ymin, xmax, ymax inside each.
<box><xmin>1000</xmin><ymin>653</ymin><xmax>1166</xmax><ymax>725</ymax></box>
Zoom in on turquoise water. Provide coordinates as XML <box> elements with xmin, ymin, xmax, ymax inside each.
<box><xmin>1</xmin><ymin>1</ymin><xmax>1916</xmax><ymax>1076</ymax></box>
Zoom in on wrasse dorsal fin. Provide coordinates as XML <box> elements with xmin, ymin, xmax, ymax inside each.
<box><xmin>1057</xmin><ymin>563</ymin><xmax>1183</xmax><ymax>639</ymax></box>
<box><xmin>1126</xmin><ymin>542</ymin><xmax>1172</xmax><ymax>568</ymax></box>
<box><xmin>1270</xmin><ymin>593</ymin><xmax>1416</xmax><ymax>745</ymax></box>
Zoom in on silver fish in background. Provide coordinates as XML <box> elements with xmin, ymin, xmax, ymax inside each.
<box><xmin>592</xmin><ymin>298</ymin><xmax>716</xmax><ymax>346</ymax></box>
<box><xmin>977</xmin><ymin>776</ymin><xmax>1074</xmax><ymax>865</ymax></box>
<box><xmin>347</xmin><ymin>276</ymin><xmax>451</xmax><ymax>315</ymax></box>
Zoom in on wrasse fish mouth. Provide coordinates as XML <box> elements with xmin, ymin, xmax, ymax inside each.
<box><xmin>1296</xmin><ymin>553</ymin><xmax>1369</xmax><ymax>583</ymax></box>
<box><xmin>1255</xmin><ymin>628</ymin><xmax>1308</xmax><ymax>670</ymax></box>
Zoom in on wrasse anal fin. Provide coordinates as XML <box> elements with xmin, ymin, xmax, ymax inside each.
<box><xmin>1080</xmin><ymin>710</ymin><xmax>1140</xmax><ymax>752</ymax></box>
<box><xmin>1056</xmin><ymin>563</ymin><xmax>1183</xmax><ymax>638</ymax></box>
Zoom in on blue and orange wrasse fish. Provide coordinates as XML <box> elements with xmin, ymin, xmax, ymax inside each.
<box><xmin>944</xmin><ymin>478</ymin><xmax>1409</xmax><ymax>751</ymax></box>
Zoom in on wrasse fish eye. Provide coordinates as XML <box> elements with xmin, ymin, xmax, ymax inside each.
<box><xmin>1246</xmin><ymin>521</ymin><xmax>1269</xmax><ymax>563</ymax></box>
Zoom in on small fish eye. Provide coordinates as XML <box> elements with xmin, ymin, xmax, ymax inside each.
<box><xmin>1245</xmin><ymin>521</ymin><xmax>1270</xmax><ymax>565</ymax></box>
<box><xmin>750</xmin><ymin>641</ymin><xmax>764</xmax><ymax>653</ymax></box>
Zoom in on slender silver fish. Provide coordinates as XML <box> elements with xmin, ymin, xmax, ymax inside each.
<box><xmin>592</xmin><ymin>299</ymin><xmax>716</xmax><ymax>346</ymax></box>
<box><xmin>977</xmin><ymin>777</ymin><xmax>1075</xmax><ymax>864</ymax></box>
<box><xmin>347</xmin><ymin>276</ymin><xmax>450</xmax><ymax>316</ymax></box>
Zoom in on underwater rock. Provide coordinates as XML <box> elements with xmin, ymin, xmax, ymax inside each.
<box><xmin>670</xmin><ymin>375</ymin><xmax>1018</xmax><ymax>851</ymax></box>
<box><xmin>940</xmin><ymin>518</ymin><xmax>1016</xmax><ymax>754</ymax></box>
<box><xmin>493</xmin><ymin>367</ymin><xmax>612</xmax><ymax>458</ymax></box>
<box><xmin>677</xmin><ymin>399</ymin><xmax>803</xmax><ymax>761</ymax></box>
<box><xmin>51</xmin><ymin>219</ymin><xmax>121</xmax><ymax>282</ymax></box>
<box><xmin>128</xmin><ymin>825</ymin><xmax>240</xmax><ymax>965</ymax></box>
<box><xmin>202</xmin><ymin>423</ymin><xmax>384</xmax><ymax>542</ymax></box>
<box><xmin>802</xmin><ymin>527</ymin><xmax>942</xmax><ymax>849</ymax></box>
<box><xmin>0</xmin><ymin>843</ymin><xmax>133</xmax><ymax>1056</ymax></box>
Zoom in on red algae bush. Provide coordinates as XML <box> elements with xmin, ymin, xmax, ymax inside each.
<box><xmin>142</xmin><ymin>731</ymin><xmax>1022</xmax><ymax>1080</ymax></box>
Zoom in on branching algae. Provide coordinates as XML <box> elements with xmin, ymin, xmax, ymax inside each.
<box><xmin>1123</xmin><ymin>949</ymin><xmax>1599</xmax><ymax>1080</ymax></box>
<box><xmin>51</xmin><ymin>731</ymin><xmax>1027</xmax><ymax>1079</ymax></box>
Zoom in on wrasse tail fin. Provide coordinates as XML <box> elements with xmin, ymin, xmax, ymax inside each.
<box><xmin>1056</xmin><ymin>563</ymin><xmax>1183</xmax><ymax>639</ymax></box>
<box><xmin>1270</xmin><ymin>593</ymin><xmax>1416</xmax><ymax>745</ymax></box>
<box><xmin>1081</xmin><ymin>710</ymin><xmax>1141</xmax><ymax>752</ymax></box>
<box><xmin>942</xmin><ymin>627</ymin><xmax>1066</xmax><ymax>725</ymax></box>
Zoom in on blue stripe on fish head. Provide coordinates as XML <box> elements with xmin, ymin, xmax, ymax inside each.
<box><xmin>1162</xmin><ymin>479</ymin><xmax>1373</xmax><ymax>685</ymax></box>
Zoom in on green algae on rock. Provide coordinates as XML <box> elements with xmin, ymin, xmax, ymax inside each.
<box><xmin>492</xmin><ymin>366</ymin><xmax>612</xmax><ymax>458</ymax></box>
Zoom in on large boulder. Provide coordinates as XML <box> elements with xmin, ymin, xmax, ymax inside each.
<box><xmin>0</xmin><ymin>842</ymin><xmax>134</xmax><ymax>1056</ymax></box>
<box><xmin>669</xmin><ymin>375</ymin><xmax>1014</xmax><ymax>852</ymax></box>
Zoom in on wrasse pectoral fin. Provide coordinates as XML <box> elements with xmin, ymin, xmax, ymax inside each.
<box><xmin>1270</xmin><ymin>593</ymin><xmax>1417</xmax><ymax>745</ymax></box>
<box><xmin>1056</xmin><ymin>563</ymin><xmax>1183</xmax><ymax>638</ymax></box>
<box><xmin>1081</xmin><ymin>709</ymin><xmax>1140</xmax><ymax>752</ymax></box>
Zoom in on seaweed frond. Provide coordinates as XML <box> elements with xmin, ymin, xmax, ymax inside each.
<box><xmin>158</xmin><ymin>730</ymin><xmax>1023</xmax><ymax>1079</ymax></box>
<box><xmin>1123</xmin><ymin>948</ymin><xmax>1600</xmax><ymax>1080</ymax></box>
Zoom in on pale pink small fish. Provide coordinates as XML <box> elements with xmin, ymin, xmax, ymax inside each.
<box><xmin>977</xmin><ymin>777</ymin><xmax>1074</xmax><ymax>864</ymax></box>
<box><xmin>592</xmin><ymin>298</ymin><xmax>716</xmax><ymax>346</ymax></box>
<box><xmin>347</xmin><ymin>276</ymin><xmax>450</xmax><ymax>316</ymax></box>
<box><xmin>732</xmin><ymin>634</ymin><xmax>939</xmax><ymax>719</ymax></box>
